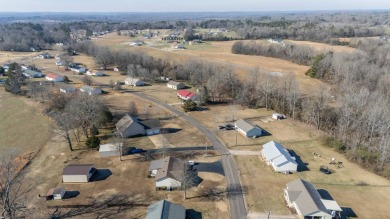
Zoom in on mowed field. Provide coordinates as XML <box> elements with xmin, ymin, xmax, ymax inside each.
<box><xmin>189</xmin><ymin>104</ymin><xmax>390</xmax><ymax>219</ymax></box>
<box><xmin>0</xmin><ymin>88</ymin><xmax>53</xmax><ymax>153</ymax></box>
<box><xmin>93</xmin><ymin>33</ymin><xmax>334</xmax><ymax>93</ymax></box>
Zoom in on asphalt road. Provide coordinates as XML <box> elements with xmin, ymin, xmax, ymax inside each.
<box><xmin>133</xmin><ymin>92</ymin><xmax>247</xmax><ymax>219</ymax></box>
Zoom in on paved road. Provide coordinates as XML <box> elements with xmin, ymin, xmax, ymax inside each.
<box><xmin>133</xmin><ymin>92</ymin><xmax>247</xmax><ymax>219</ymax></box>
<box><xmin>148</xmin><ymin>146</ymin><xmax>214</xmax><ymax>153</ymax></box>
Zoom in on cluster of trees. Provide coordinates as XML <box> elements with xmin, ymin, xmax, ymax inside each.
<box><xmin>232</xmin><ymin>41</ymin><xmax>317</xmax><ymax>65</ymax></box>
<box><xmin>45</xmin><ymin>92</ymin><xmax>112</xmax><ymax>151</ymax></box>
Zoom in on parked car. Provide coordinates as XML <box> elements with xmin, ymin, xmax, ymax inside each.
<box><xmin>218</xmin><ymin>125</ymin><xmax>225</xmax><ymax>129</ymax></box>
<box><xmin>320</xmin><ymin>166</ymin><xmax>331</xmax><ymax>174</ymax></box>
<box><xmin>129</xmin><ymin>148</ymin><xmax>146</xmax><ymax>154</ymax></box>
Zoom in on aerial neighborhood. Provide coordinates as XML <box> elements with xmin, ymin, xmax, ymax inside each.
<box><xmin>1</xmin><ymin>5</ymin><xmax>390</xmax><ymax>219</ymax></box>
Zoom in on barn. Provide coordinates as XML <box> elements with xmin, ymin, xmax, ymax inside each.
<box><xmin>62</xmin><ymin>164</ymin><xmax>96</xmax><ymax>183</ymax></box>
<box><xmin>99</xmin><ymin>143</ymin><xmax>122</xmax><ymax>157</ymax></box>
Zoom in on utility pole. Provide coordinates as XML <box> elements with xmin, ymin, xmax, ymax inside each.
<box><xmin>267</xmin><ymin>209</ymin><xmax>272</xmax><ymax>219</ymax></box>
<box><xmin>235</xmin><ymin>130</ymin><xmax>238</xmax><ymax>146</ymax></box>
<box><xmin>205</xmin><ymin>142</ymin><xmax>208</xmax><ymax>157</ymax></box>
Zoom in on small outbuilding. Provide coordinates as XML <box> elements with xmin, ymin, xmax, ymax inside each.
<box><xmin>262</xmin><ymin>141</ymin><xmax>298</xmax><ymax>173</ymax></box>
<box><xmin>46</xmin><ymin>187</ymin><xmax>66</xmax><ymax>200</ymax></box>
<box><xmin>235</xmin><ymin>119</ymin><xmax>262</xmax><ymax>138</ymax></box>
<box><xmin>146</xmin><ymin>200</ymin><xmax>186</xmax><ymax>219</ymax></box>
<box><xmin>62</xmin><ymin>164</ymin><xmax>95</xmax><ymax>183</ymax></box>
<box><xmin>167</xmin><ymin>81</ymin><xmax>185</xmax><ymax>90</ymax></box>
<box><xmin>99</xmin><ymin>143</ymin><xmax>122</xmax><ymax>157</ymax></box>
<box><xmin>272</xmin><ymin>113</ymin><xmax>286</xmax><ymax>120</ymax></box>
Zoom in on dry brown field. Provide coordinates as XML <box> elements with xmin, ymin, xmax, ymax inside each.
<box><xmin>285</xmin><ymin>40</ymin><xmax>357</xmax><ymax>53</ymax></box>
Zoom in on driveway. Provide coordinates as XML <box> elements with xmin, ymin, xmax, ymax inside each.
<box><xmin>194</xmin><ymin>160</ymin><xmax>225</xmax><ymax>176</ymax></box>
<box><xmin>229</xmin><ymin>150</ymin><xmax>262</xmax><ymax>156</ymax></box>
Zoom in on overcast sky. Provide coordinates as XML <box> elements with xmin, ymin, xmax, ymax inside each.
<box><xmin>1</xmin><ymin>0</ymin><xmax>390</xmax><ymax>12</ymax></box>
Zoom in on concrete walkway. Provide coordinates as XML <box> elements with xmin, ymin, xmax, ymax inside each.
<box><xmin>229</xmin><ymin>150</ymin><xmax>262</xmax><ymax>156</ymax></box>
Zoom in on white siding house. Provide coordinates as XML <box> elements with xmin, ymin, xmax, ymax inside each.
<box><xmin>125</xmin><ymin>77</ymin><xmax>145</xmax><ymax>86</ymax></box>
<box><xmin>262</xmin><ymin>141</ymin><xmax>298</xmax><ymax>173</ymax></box>
<box><xmin>149</xmin><ymin>156</ymin><xmax>184</xmax><ymax>190</ymax></box>
<box><xmin>79</xmin><ymin>86</ymin><xmax>102</xmax><ymax>95</ymax></box>
<box><xmin>235</xmin><ymin>119</ymin><xmax>263</xmax><ymax>138</ymax></box>
<box><xmin>167</xmin><ymin>81</ymin><xmax>185</xmax><ymax>90</ymax></box>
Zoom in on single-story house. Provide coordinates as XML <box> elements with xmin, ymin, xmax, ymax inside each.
<box><xmin>45</xmin><ymin>73</ymin><xmax>64</xmax><ymax>82</ymax></box>
<box><xmin>46</xmin><ymin>187</ymin><xmax>66</xmax><ymax>200</ymax></box>
<box><xmin>173</xmin><ymin>44</ymin><xmax>185</xmax><ymax>49</ymax></box>
<box><xmin>23</xmin><ymin>69</ymin><xmax>42</xmax><ymax>78</ymax></box>
<box><xmin>130</xmin><ymin>40</ymin><xmax>144</xmax><ymax>46</ymax></box>
<box><xmin>113</xmin><ymin>66</ymin><xmax>120</xmax><ymax>72</ymax></box>
<box><xmin>70</xmin><ymin>67</ymin><xmax>86</xmax><ymax>74</ymax></box>
<box><xmin>284</xmin><ymin>179</ymin><xmax>342</xmax><ymax>219</ymax></box>
<box><xmin>59</xmin><ymin>86</ymin><xmax>76</xmax><ymax>94</ymax></box>
<box><xmin>149</xmin><ymin>156</ymin><xmax>184</xmax><ymax>189</ymax></box>
<box><xmin>86</xmin><ymin>70</ymin><xmax>104</xmax><ymax>76</ymax></box>
<box><xmin>235</xmin><ymin>119</ymin><xmax>262</xmax><ymax>138</ymax></box>
<box><xmin>140</xmin><ymin>119</ymin><xmax>161</xmax><ymax>136</ymax></box>
<box><xmin>125</xmin><ymin>77</ymin><xmax>145</xmax><ymax>86</ymax></box>
<box><xmin>56</xmin><ymin>60</ymin><xmax>67</xmax><ymax>66</ymax></box>
<box><xmin>272</xmin><ymin>113</ymin><xmax>286</xmax><ymax>120</ymax></box>
<box><xmin>262</xmin><ymin>141</ymin><xmax>298</xmax><ymax>173</ymax></box>
<box><xmin>99</xmin><ymin>143</ymin><xmax>122</xmax><ymax>157</ymax></box>
<box><xmin>177</xmin><ymin>90</ymin><xmax>197</xmax><ymax>101</ymax></box>
<box><xmin>62</xmin><ymin>164</ymin><xmax>96</xmax><ymax>183</ymax></box>
<box><xmin>146</xmin><ymin>200</ymin><xmax>186</xmax><ymax>219</ymax></box>
<box><xmin>37</xmin><ymin>53</ymin><xmax>51</xmax><ymax>59</ymax></box>
<box><xmin>79</xmin><ymin>86</ymin><xmax>102</xmax><ymax>95</ymax></box>
<box><xmin>167</xmin><ymin>81</ymin><xmax>185</xmax><ymax>90</ymax></box>
<box><xmin>116</xmin><ymin>115</ymin><xmax>146</xmax><ymax>138</ymax></box>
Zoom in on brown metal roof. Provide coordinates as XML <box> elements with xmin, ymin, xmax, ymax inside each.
<box><xmin>155</xmin><ymin>156</ymin><xmax>184</xmax><ymax>181</ymax></box>
<box><xmin>62</xmin><ymin>164</ymin><xmax>94</xmax><ymax>176</ymax></box>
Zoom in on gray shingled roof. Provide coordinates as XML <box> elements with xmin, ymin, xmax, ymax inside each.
<box><xmin>286</xmin><ymin>179</ymin><xmax>330</xmax><ymax>216</ymax></box>
<box><xmin>235</xmin><ymin>119</ymin><xmax>260</xmax><ymax>133</ymax></box>
<box><xmin>154</xmin><ymin>156</ymin><xmax>184</xmax><ymax>181</ymax></box>
<box><xmin>115</xmin><ymin>115</ymin><xmax>139</xmax><ymax>135</ymax></box>
<box><xmin>146</xmin><ymin>200</ymin><xmax>186</xmax><ymax>219</ymax></box>
<box><xmin>140</xmin><ymin>119</ymin><xmax>161</xmax><ymax>129</ymax></box>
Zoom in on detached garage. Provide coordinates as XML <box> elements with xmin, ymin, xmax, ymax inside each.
<box><xmin>140</xmin><ymin>119</ymin><xmax>161</xmax><ymax>136</ymax></box>
<box><xmin>62</xmin><ymin>164</ymin><xmax>96</xmax><ymax>183</ymax></box>
<box><xmin>99</xmin><ymin>143</ymin><xmax>122</xmax><ymax>157</ymax></box>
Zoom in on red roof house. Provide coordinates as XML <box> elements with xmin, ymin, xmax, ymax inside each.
<box><xmin>177</xmin><ymin>90</ymin><xmax>197</xmax><ymax>101</ymax></box>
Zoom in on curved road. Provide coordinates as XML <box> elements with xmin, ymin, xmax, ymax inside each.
<box><xmin>133</xmin><ymin>92</ymin><xmax>247</xmax><ymax>219</ymax></box>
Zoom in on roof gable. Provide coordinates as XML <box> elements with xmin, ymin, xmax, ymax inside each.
<box><xmin>235</xmin><ymin>119</ymin><xmax>261</xmax><ymax>133</ymax></box>
<box><xmin>146</xmin><ymin>200</ymin><xmax>186</xmax><ymax>219</ymax></box>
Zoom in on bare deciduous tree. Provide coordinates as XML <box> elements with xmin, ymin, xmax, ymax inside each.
<box><xmin>128</xmin><ymin>101</ymin><xmax>138</xmax><ymax>116</ymax></box>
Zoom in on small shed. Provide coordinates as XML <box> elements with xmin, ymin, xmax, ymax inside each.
<box><xmin>272</xmin><ymin>113</ymin><xmax>286</xmax><ymax>120</ymax></box>
<box><xmin>235</xmin><ymin>119</ymin><xmax>262</xmax><ymax>138</ymax></box>
<box><xmin>99</xmin><ymin>143</ymin><xmax>122</xmax><ymax>157</ymax></box>
<box><xmin>46</xmin><ymin>187</ymin><xmax>66</xmax><ymax>200</ymax></box>
<box><xmin>62</xmin><ymin>164</ymin><xmax>95</xmax><ymax>183</ymax></box>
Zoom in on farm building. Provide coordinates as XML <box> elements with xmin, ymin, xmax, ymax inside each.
<box><xmin>45</xmin><ymin>73</ymin><xmax>64</xmax><ymax>82</ymax></box>
<box><xmin>79</xmin><ymin>86</ymin><xmax>102</xmax><ymax>95</ymax></box>
<box><xmin>99</xmin><ymin>143</ymin><xmax>122</xmax><ymax>157</ymax></box>
<box><xmin>167</xmin><ymin>81</ymin><xmax>185</xmax><ymax>90</ymax></box>
<box><xmin>23</xmin><ymin>69</ymin><xmax>42</xmax><ymax>78</ymax></box>
<box><xmin>149</xmin><ymin>156</ymin><xmax>184</xmax><ymax>190</ymax></box>
<box><xmin>125</xmin><ymin>77</ymin><xmax>145</xmax><ymax>86</ymax></box>
<box><xmin>59</xmin><ymin>86</ymin><xmax>76</xmax><ymax>94</ymax></box>
<box><xmin>140</xmin><ymin>119</ymin><xmax>161</xmax><ymax>136</ymax></box>
<box><xmin>116</xmin><ymin>115</ymin><xmax>146</xmax><ymax>138</ymax></box>
<box><xmin>146</xmin><ymin>200</ymin><xmax>186</xmax><ymax>219</ymax></box>
<box><xmin>284</xmin><ymin>179</ymin><xmax>342</xmax><ymax>219</ymax></box>
<box><xmin>45</xmin><ymin>187</ymin><xmax>66</xmax><ymax>200</ymax></box>
<box><xmin>177</xmin><ymin>90</ymin><xmax>197</xmax><ymax>101</ymax></box>
<box><xmin>62</xmin><ymin>164</ymin><xmax>96</xmax><ymax>183</ymax></box>
<box><xmin>262</xmin><ymin>141</ymin><xmax>298</xmax><ymax>173</ymax></box>
<box><xmin>235</xmin><ymin>119</ymin><xmax>262</xmax><ymax>138</ymax></box>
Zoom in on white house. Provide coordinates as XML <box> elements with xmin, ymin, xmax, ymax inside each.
<box><xmin>37</xmin><ymin>53</ymin><xmax>51</xmax><ymax>59</ymax></box>
<box><xmin>272</xmin><ymin>113</ymin><xmax>286</xmax><ymax>120</ymax></box>
<box><xmin>125</xmin><ymin>77</ymin><xmax>145</xmax><ymax>86</ymax></box>
<box><xmin>149</xmin><ymin>156</ymin><xmax>184</xmax><ymax>190</ymax></box>
<box><xmin>284</xmin><ymin>179</ymin><xmax>342</xmax><ymax>219</ymax></box>
<box><xmin>23</xmin><ymin>69</ymin><xmax>42</xmax><ymax>78</ymax></box>
<box><xmin>167</xmin><ymin>81</ymin><xmax>185</xmax><ymax>90</ymax></box>
<box><xmin>235</xmin><ymin>119</ymin><xmax>263</xmax><ymax>138</ymax></box>
<box><xmin>59</xmin><ymin>86</ymin><xmax>76</xmax><ymax>94</ymax></box>
<box><xmin>262</xmin><ymin>141</ymin><xmax>298</xmax><ymax>173</ymax></box>
<box><xmin>130</xmin><ymin>40</ymin><xmax>144</xmax><ymax>46</ymax></box>
<box><xmin>79</xmin><ymin>86</ymin><xmax>102</xmax><ymax>95</ymax></box>
<box><xmin>45</xmin><ymin>73</ymin><xmax>64</xmax><ymax>82</ymax></box>
<box><xmin>177</xmin><ymin>90</ymin><xmax>197</xmax><ymax>101</ymax></box>
<box><xmin>62</xmin><ymin>164</ymin><xmax>96</xmax><ymax>183</ymax></box>
<box><xmin>99</xmin><ymin>143</ymin><xmax>122</xmax><ymax>157</ymax></box>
